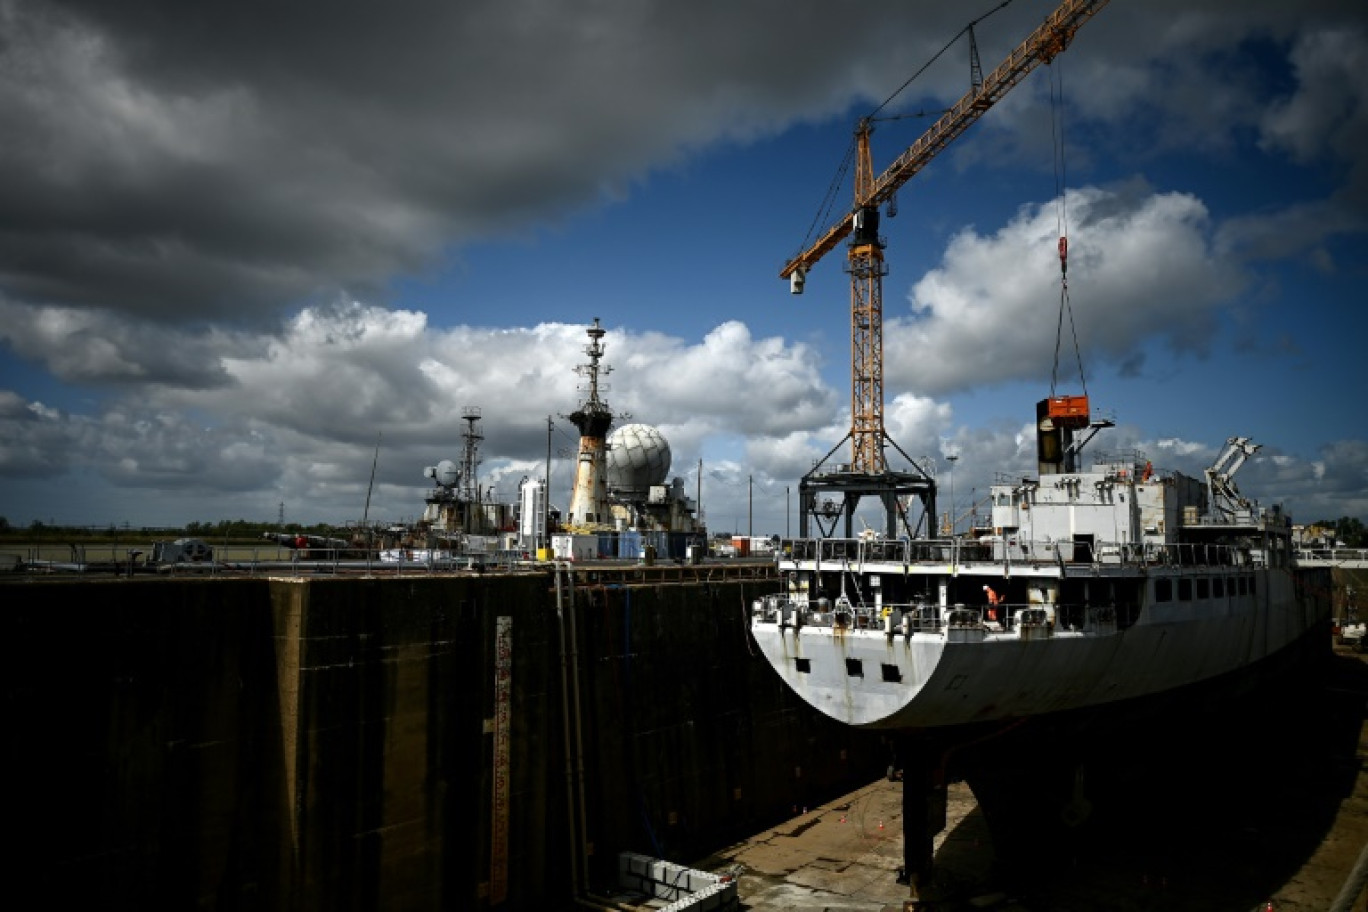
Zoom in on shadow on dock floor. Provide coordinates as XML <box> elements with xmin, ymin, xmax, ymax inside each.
<box><xmin>695</xmin><ymin>648</ymin><xmax>1368</xmax><ymax>912</ymax></box>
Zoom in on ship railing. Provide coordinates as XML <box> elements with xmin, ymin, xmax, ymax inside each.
<box><xmin>1295</xmin><ymin>547</ymin><xmax>1368</xmax><ymax>566</ymax></box>
<box><xmin>780</xmin><ymin>536</ymin><xmax>1260</xmax><ymax>572</ymax></box>
<box><xmin>752</xmin><ymin>593</ymin><xmax>946</xmax><ymax>633</ymax></box>
<box><xmin>1143</xmin><ymin>542</ymin><xmax>1252</xmax><ymax>568</ymax></box>
<box><xmin>752</xmin><ymin>594</ymin><xmax>1128</xmax><ymax>637</ymax></box>
<box><xmin>781</xmin><ymin>535</ymin><xmax>1105</xmax><ymax>568</ymax></box>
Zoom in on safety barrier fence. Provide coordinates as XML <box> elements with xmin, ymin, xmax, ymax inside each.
<box><xmin>5</xmin><ymin>544</ymin><xmax>778</xmax><ymax>583</ymax></box>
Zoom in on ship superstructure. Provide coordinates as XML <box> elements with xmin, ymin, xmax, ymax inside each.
<box><xmin>418</xmin><ymin>406</ymin><xmax>512</xmax><ymax>540</ymax></box>
<box><xmin>553</xmin><ymin>321</ymin><xmax>706</xmax><ymax>560</ymax></box>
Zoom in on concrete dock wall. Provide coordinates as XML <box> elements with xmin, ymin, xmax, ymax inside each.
<box><xmin>5</xmin><ymin>571</ymin><xmax>886</xmax><ymax>910</ymax></box>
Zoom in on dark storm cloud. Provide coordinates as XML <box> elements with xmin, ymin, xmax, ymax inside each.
<box><xmin>0</xmin><ymin>0</ymin><xmax>980</xmax><ymax>326</ymax></box>
<box><xmin>3</xmin><ymin>0</ymin><xmax>1363</xmax><ymax>330</ymax></box>
<box><xmin>0</xmin><ymin>299</ymin><xmax>264</xmax><ymax>386</ymax></box>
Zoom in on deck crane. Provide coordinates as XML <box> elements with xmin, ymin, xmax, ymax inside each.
<box><xmin>1204</xmin><ymin>436</ymin><xmax>1262</xmax><ymax>520</ymax></box>
<box><xmin>783</xmin><ymin>0</ymin><xmax>1109</xmax><ymax>539</ymax></box>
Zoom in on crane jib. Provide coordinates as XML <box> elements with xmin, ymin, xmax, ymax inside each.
<box><xmin>779</xmin><ymin>0</ymin><xmax>1109</xmax><ymax>282</ymax></box>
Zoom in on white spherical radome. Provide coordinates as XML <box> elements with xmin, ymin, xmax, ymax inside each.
<box><xmin>605</xmin><ymin>424</ymin><xmax>672</xmax><ymax>491</ymax></box>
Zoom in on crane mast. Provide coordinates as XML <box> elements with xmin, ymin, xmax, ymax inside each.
<box><xmin>849</xmin><ymin>124</ymin><xmax>887</xmax><ymax>474</ymax></box>
<box><xmin>785</xmin><ymin>0</ymin><xmax>1109</xmax><ymax>538</ymax></box>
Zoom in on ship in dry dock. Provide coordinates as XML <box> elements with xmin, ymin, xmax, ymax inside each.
<box><xmin>750</xmin><ymin>397</ymin><xmax>1331</xmax><ymax>730</ymax></box>
<box><xmin>749</xmin><ymin>0</ymin><xmax>1334</xmax><ymax>896</ymax></box>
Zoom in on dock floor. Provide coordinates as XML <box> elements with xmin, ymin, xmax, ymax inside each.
<box><xmin>696</xmin><ymin>647</ymin><xmax>1368</xmax><ymax>911</ymax></box>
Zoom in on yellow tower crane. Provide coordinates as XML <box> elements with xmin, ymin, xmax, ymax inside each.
<box><xmin>783</xmin><ymin>0</ymin><xmax>1108</xmax><ymax>539</ymax></box>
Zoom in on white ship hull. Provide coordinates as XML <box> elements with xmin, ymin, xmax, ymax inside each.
<box><xmin>752</xmin><ymin>555</ymin><xmax>1320</xmax><ymax>729</ymax></box>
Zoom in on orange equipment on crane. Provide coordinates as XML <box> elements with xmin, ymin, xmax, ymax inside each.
<box><xmin>783</xmin><ymin>0</ymin><xmax>1109</xmax><ymax>532</ymax></box>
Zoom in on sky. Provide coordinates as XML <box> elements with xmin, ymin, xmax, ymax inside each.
<box><xmin>1</xmin><ymin>0</ymin><xmax>1365</xmax><ymax>539</ymax></box>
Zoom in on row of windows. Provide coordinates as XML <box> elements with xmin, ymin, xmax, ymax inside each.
<box><xmin>1153</xmin><ymin>574</ymin><xmax>1256</xmax><ymax>603</ymax></box>
<box><xmin>793</xmin><ymin>656</ymin><xmax>902</xmax><ymax>682</ymax></box>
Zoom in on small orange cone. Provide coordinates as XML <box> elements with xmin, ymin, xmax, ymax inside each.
<box><xmin>878</xmin><ymin>820</ymin><xmax>884</xmax><ymax>830</ymax></box>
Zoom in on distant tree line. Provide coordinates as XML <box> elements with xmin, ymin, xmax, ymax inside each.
<box><xmin>0</xmin><ymin>517</ymin><xmax>358</xmax><ymax>542</ymax></box>
<box><xmin>1313</xmin><ymin>517</ymin><xmax>1367</xmax><ymax>548</ymax></box>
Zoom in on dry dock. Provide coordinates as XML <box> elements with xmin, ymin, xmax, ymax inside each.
<box><xmin>699</xmin><ymin>645</ymin><xmax>1368</xmax><ymax>912</ymax></box>
<box><xmin>3</xmin><ymin>569</ymin><xmax>1363</xmax><ymax>910</ymax></box>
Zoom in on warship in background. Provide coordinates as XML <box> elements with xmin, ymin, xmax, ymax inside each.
<box><xmin>548</xmin><ymin>318</ymin><xmax>706</xmax><ymax>562</ymax></box>
<box><xmin>377</xmin><ymin>318</ymin><xmax>705</xmax><ymax>567</ymax></box>
<box><xmin>376</xmin><ymin>407</ymin><xmax>516</xmax><ymax>563</ymax></box>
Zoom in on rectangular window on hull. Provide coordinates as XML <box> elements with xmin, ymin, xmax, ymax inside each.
<box><xmin>881</xmin><ymin>663</ymin><xmax>902</xmax><ymax>683</ymax></box>
<box><xmin>795</xmin><ymin>657</ymin><xmax>811</xmax><ymax>674</ymax></box>
<box><xmin>1178</xmin><ymin>579</ymin><xmax>1193</xmax><ymax>601</ymax></box>
<box><xmin>1155</xmin><ymin>579</ymin><xmax>1173</xmax><ymax>602</ymax></box>
<box><xmin>1197</xmin><ymin>578</ymin><xmax>1210</xmax><ymax>599</ymax></box>
<box><xmin>1214</xmin><ymin>578</ymin><xmax>1225</xmax><ymax>598</ymax></box>
<box><xmin>845</xmin><ymin>658</ymin><xmax>864</xmax><ymax>677</ymax></box>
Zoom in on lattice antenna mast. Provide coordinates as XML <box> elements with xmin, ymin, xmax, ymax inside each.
<box><xmin>575</xmin><ymin>318</ymin><xmax>611</xmax><ymax>418</ymax></box>
<box><xmin>459</xmin><ymin>407</ymin><xmax>483</xmax><ymax>504</ymax></box>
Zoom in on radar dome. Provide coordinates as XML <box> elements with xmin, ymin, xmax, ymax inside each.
<box><xmin>433</xmin><ymin>459</ymin><xmax>459</xmax><ymax>488</ymax></box>
<box><xmin>606</xmin><ymin>424</ymin><xmax>671</xmax><ymax>492</ymax></box>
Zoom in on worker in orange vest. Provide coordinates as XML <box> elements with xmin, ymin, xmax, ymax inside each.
<box><xmin>983</xmin><ymin>585</ymin><xmax>1002</xmax><ymax>622</ymax></box>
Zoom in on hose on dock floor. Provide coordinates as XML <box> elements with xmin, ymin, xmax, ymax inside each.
<box><xmin>1328</xmin><ymin>837</ymin><xmax>1368</xmax><ymax>912</ymax></box>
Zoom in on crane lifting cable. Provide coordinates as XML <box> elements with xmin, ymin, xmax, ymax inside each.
<box><xmin>789</xmin><ymin>0</ymin><xmax>1021</xmax><ymax>263</ymax></box>
<box><xmin>1051</xmin><ymin>275</ymin><xmax>1090</xmax><ymax>399</ymax></box>
<box><xmin>868</xmin><ymin>0</ymin><xmax>1016</xmax><ymax>121</ymax></box>
<box><xmin>799</xmin><ymin>141</ymin><xmax>858</xmax><ymax>264</ymax></box>
<box><xmin>1047</xmin><ymin>54</ymin><xmax>1089</xmax><ymax>399</ymax></box>
<box><xmin>782</xmin><ymin>0</ymin><xmax>1110</xmax><ymax>287</ymax></box>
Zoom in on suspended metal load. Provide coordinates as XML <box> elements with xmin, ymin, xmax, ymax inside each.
<box><xmin>1045</xmin><ymin>395</ymin><xmax>1090</xmax><ymax>430</ymax></box>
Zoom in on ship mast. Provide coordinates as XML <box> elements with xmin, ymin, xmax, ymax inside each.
<box><xmin>458</xmin><ymin>407</ymin><xmax>483</xmax><ymax>506</ymax></box>
<box><xmin>565</xmin><ymin>318</ymin><xmax>615</xmax><ymax>528</ymax></box>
